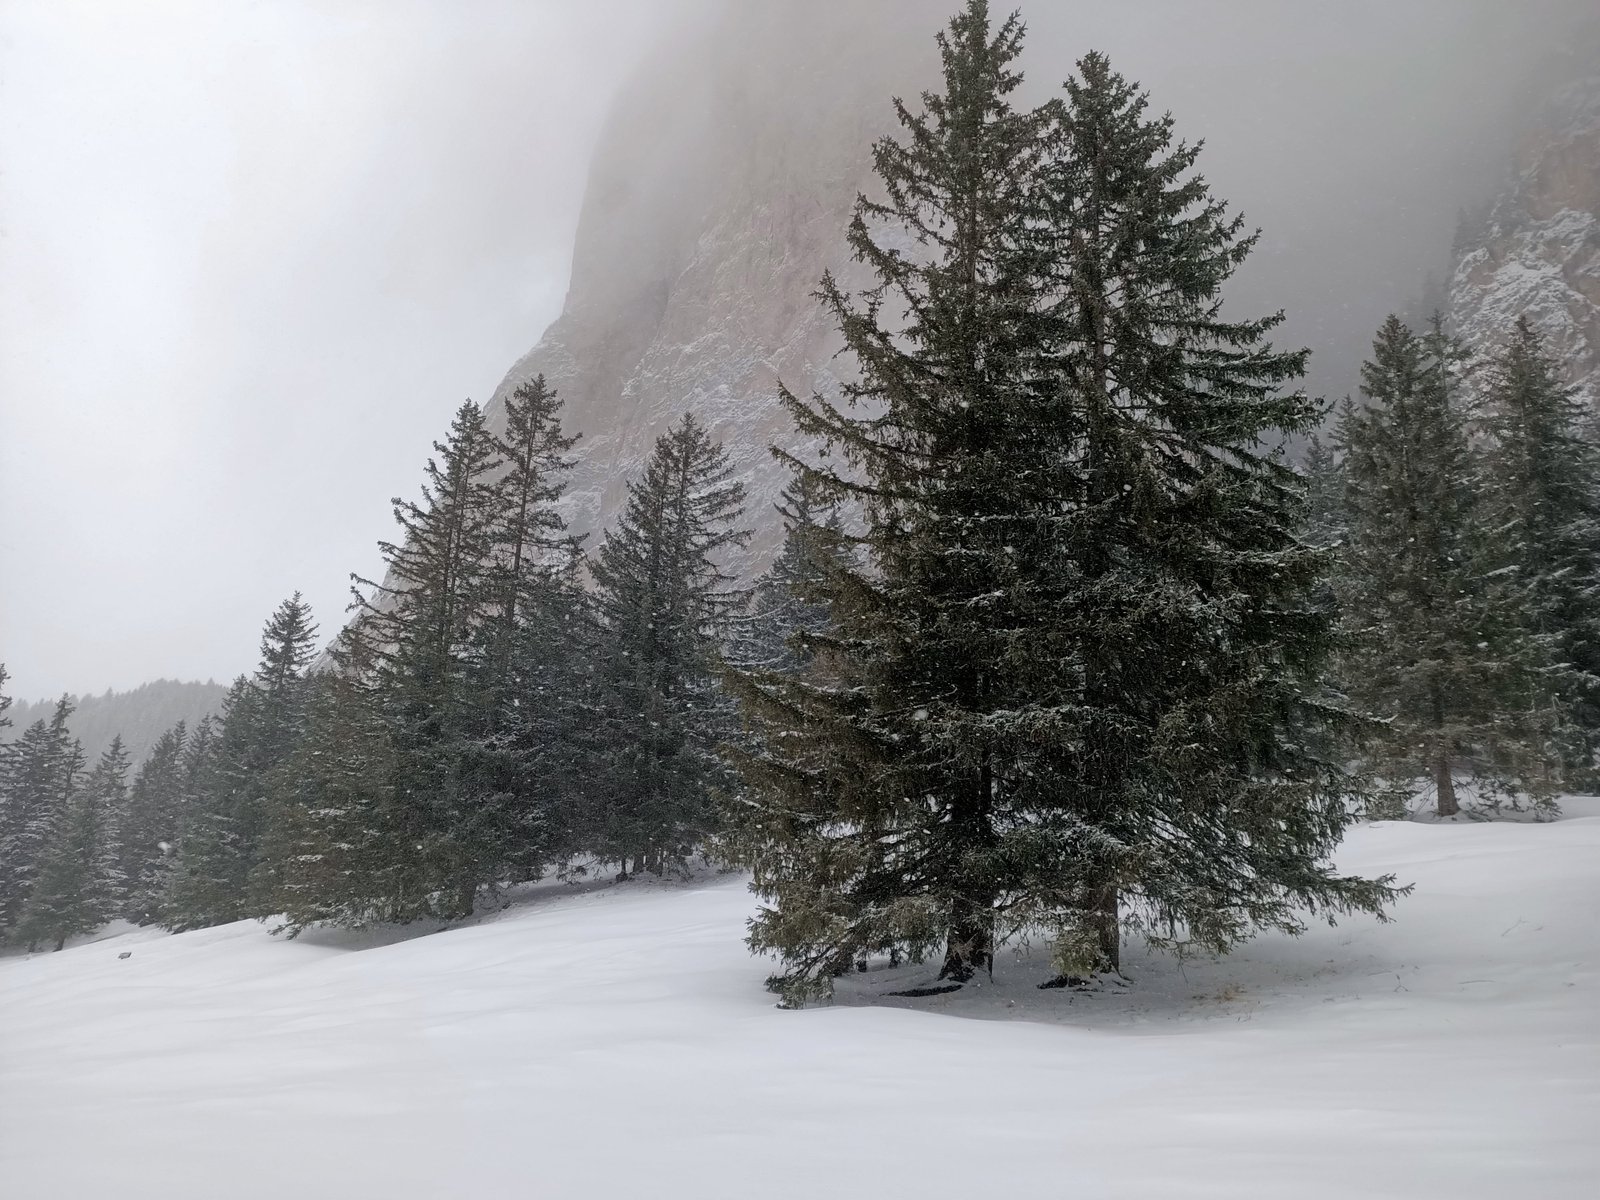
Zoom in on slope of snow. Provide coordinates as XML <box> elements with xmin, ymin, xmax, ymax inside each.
<box><xmin>3</xmin><ymin>806</ymin><xmax>1598</xmax><ymax>1199</ymax></box>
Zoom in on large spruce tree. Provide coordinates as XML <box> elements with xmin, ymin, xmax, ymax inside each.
<box><xmin>727</xmin><ymin>5</ymin><xmax>1397</xmax><ymax>1002</ymax></box>
<box><xmin>0</xmin><ymin>665</ymin><xmax>12</xmax><ymax>858</ymax></box>
<box><xmin>587</xmin><ymin>412</ymin><xmax>749</xmax><ymax>875</ymax></box>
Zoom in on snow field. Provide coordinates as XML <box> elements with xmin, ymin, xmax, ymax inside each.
<box><xmin>3</xmin><ymin>803</ymin><xmax>1598</xmax><ymax>1199</ymax></box>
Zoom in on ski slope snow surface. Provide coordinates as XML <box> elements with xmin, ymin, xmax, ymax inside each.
<box><xmin>3</xmin><ymin>803</ymin><xmax>1598</xmax><ymax>1199</ymax></box>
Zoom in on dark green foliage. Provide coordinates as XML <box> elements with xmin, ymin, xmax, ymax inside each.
<box><xmin>17</xmin><ymin>738</ymin><xmax>126</xmax><ymax>951</ymax></box>
<box><xmin>735</xmin><ymin>473</ymin><xmax>852</xmax><ymax>676</ymax></box>
<box><xmin>474</xmin><ymin>375</ymin><xmax>587</xmax><ymax>880</ymax></box>
<box><xmin>162</xmin><ymin>680</ymin><xmax>258</xmax><ymax>930</ymax></box>
<box><xmin>1338</xmin><ymin>316</ymin><xmax>1567</xmax><ymax>817</ymax></box>
<box><xmin>1474</xmin><ymin>317</ymin><xmax>1600</xmax><ymax>777</ymax></box>
<box><xmin>1301</xmin><ymin>429</ymin><xmax>1347</xmax><ymax>553</ymax></box>
<box><xmin>1</xmin><ymin>699</ymin><xmax>85</xmax><ymax>944</ymax></box>
<box><xmin>587</xmin><ymin>413</ymin><xmax>749</xmax><ymax>875</ymax></box>
<box><xmin>273</xmin><ymin>664</ymin><xmax>399</xmax><ymax>932</ymax></box>
<box><xmin>118</xmin><ymin>722</ymin><xmax>188</xmax><ymax>925</ymax></box>
<box><xmin>266</xmin><ymin>381</ymin><xmax>598</xmax><ymax>931</ymax></box>
<box><xmin>336</xmin><ymin>399</ymin><xmax>504</xmax><ymax>921</ymax></box>
<box><xmin>725</xmin><ymin>6</ymin><xmax>1398</xmax><ymax>1004</ymax></box>
<box><xmin>240</xmin><ymin>595</ymin><xmax>321</xmax><ymax>914</ymax></box>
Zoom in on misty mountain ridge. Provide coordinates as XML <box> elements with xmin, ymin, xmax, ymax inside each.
<box><xmin>3</xmin><ymin>679</ymin><xmax>229</xmax><ymax>767</ymax></box>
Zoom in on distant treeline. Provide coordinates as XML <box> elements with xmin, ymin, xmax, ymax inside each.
<box><xmin>4</xmin><ymin>680</ymin><xmax>228</xmax><ymax>767</ymax></box>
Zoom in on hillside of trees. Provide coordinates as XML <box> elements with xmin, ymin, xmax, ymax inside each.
<box><xmin>4</xmin><ymin>680</ymin><xmax>228</xmax><ymax>767</ymax></box>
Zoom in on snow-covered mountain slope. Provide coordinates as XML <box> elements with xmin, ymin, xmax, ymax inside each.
<box><xmin>1450</xmin><ymin>58</ymin><xmax>1600</xmax><ymax>409</ymax></box>
<box><xmin>4</xmin><ymin>806</ymin><xmax>1598</xmax><ymax>1199</ymax></box>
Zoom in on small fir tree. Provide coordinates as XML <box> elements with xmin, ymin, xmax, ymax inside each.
<box><xmin>118</xmin><ymin>722</ymin><xmax>188</xmax><ymax>924</ymax></box>
<box><xmin>586</xmin><ymin>413</ymin><xmax>749</xmax><ymax>875</ymax></box>
<box><xmin>735</xmin><ymin>473</ymin><xmax>852</xmax><ymax>676</ymax></box>
<box><xmin>1339</xmin><ymin>316</ymin><xmax>1566</xmax><ymax>816</ymax></box>
<box><xmin>240</xmin><ymin>594</ymin><xmax>321</xmax><ymax>914</ymax></box>
<box><xmin>162</xmin><ymin>679</ymin><xmax>257</xmax><ymax>930</ymax></box>
<box><xmin>341</xmin><ymin>399</ymin><xmax>503</xmax><ymax>920</ymax></box>
<box><xmin>17</xmin><ymin>738</ymin><xmax>126</xmax><ymax>951</ymax></box>
<box><xmin>1301</xmin><ymin>429</ymin><xmax>1347</xmax><ymax>552</ymax></box>
<box><xmin>0</xmin><ymin>698</ymin><xmax>84</xmax><ymax>944</ymax></box>
<box><xmin>1474</xmin><ymin>317</ymin><xmax>1600</xmax><ymax>778</ymax></box>
<box><xmin>476</xmin><ymin>375</ymin><xmax>586</xmax><ymax>885</ymax></box>
<box><xmin>271</xmin><ymin>663</ymin><xmax>399</xmax><ymax>932</ymax></box>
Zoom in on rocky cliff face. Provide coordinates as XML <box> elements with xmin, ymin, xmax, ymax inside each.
<box><xmin>494</xmin><ymin>6</ymin><xmax>1600</xmax><ymax>570</ymax></box>
<box><xmin>1450</xmin><ymin>57</ymin><xmax>1600</xmax><ymax>407</ymax></box>
<box><xmin>481</xmin><ymin>4</ymin><xmax>929</xmax><ymax>571</ymax></box>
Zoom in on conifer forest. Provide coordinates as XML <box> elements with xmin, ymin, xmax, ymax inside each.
<box><xmin>4</xmin><ymin>4</ymin><xmax>1598</xmax><ymax>1197</ymax></box>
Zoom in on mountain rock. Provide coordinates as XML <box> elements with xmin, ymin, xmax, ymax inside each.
<box><xmin>480</xmin><ymin>5</ymin><xmax>929</xmax><ymax>571</ymax></box>
<box><xmin>1450</xmin><ymin>55</ymin><xmax>1600</xmax><ymax>408</ymax></box>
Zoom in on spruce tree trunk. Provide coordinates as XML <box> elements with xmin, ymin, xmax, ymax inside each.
<box><xmin>1093</xmin><ymin>882</ymin><xmax>1120</xmax><ymax>974</ymax></box>
<box><xmin>1430</xmin><ymin>684</ymin><xmax>1459</xmax><ymax>817</ymax></box>
<box><xmin>1435</xmin><ymin>751</ymin><xmax>1459</xmax><ymax>818</ymax></box>
<box><xmin>54</xmin><ymin>935</ymin><xmax>66</xmax><ymax>952</ymax></box>
<box><xmin>939</xmin><ymin>905</ymin><xmax>993</xmax><ymax>983</ymax></box>
<box><xmin>939</xmin><ymin>765</ymin><xmax>996</xmax><ymax>983</ymax></box>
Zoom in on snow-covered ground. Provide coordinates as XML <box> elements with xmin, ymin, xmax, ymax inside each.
<box><xmin>4</xmin><ymin>805</ymin><xmax>1598</xmax><ymax>1199</ymax></box>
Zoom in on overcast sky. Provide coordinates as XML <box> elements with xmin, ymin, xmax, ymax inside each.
<box><xmin>1</xmin><ymin>0</ymin><xmax>1592</xmax><ymax>702</ymax></box>
<box><xmin>1</xmin><ymin>0</ymin><xmax>685</xmax><ymax>700</ymax></box>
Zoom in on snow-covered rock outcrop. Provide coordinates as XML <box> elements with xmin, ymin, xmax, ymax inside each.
<box><xmin>1450</xmin><ymin>60</ymin><xmax>1600</xmax><ymax>408</ymax></box>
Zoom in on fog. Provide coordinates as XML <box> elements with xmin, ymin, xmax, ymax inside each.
<box><xmin>1</xmin><ymin>0</ymin><xmax>1593</xmax><ymax>700</ymax></box>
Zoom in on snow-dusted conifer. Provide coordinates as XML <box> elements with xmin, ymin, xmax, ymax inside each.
<box><xmin>340</xmin><ymin>400</ymin><xmax>503</xmax><ymax>920</ymax></box>
<box><xmin>1301</xmin><ymin>430</ymin><xmax>1347</xmax><ymax>552</ymax></box>
<box><xmin>1474</xmin><ymin>317</ymin><xmax>1600</xmax><ymax>776</ymax></box>
<box><xmin>17</xmin><ymin>738</ymin><xmax>126</xmax><ymax>951</ymax></box>
<box><xmin>118</xmin><ymin>722</ymin><xmax>188</xmax><ymax>924</ymax></box>
<box><xmin>1340</xmin><ymin>316</ymin><xmax>1566</xmax><ymax>815</ymax></box>
<box><xmin>272</xmin><ymin>660</ymin><xmax>397</xmax><ymax>933</ymax></box>
<box><xmin>0</xmin><ymin>699</ymin><xmax>84</xmax><ymax>944</ymax></box>
<box><xmin>162</xmin><ymin>679</ymin><xmax>258</xmax><ymax>930</ymax></box>
<box><xmin>240</xmin><ymin>594</ymin><xmax>321</xmax><ymax>913</ymax></box>
<box><xmin>735</xmin><ymin>473</ymin><xmax>851</xmax><ymax>676</ymax></box>
<box><xmin>727</xmin><ymin>9</ymin><xmax>1397</xmax><ymax>1002</ymax></box>
<box><xmin>477</xmin><ymin>375</ymin><xmax>587</xmax><ymax>881</ymax></box>
<box><xmin>586</xmin><ymin>412</ymin><xmax>749</xmax><ymax>875</ymax></box>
